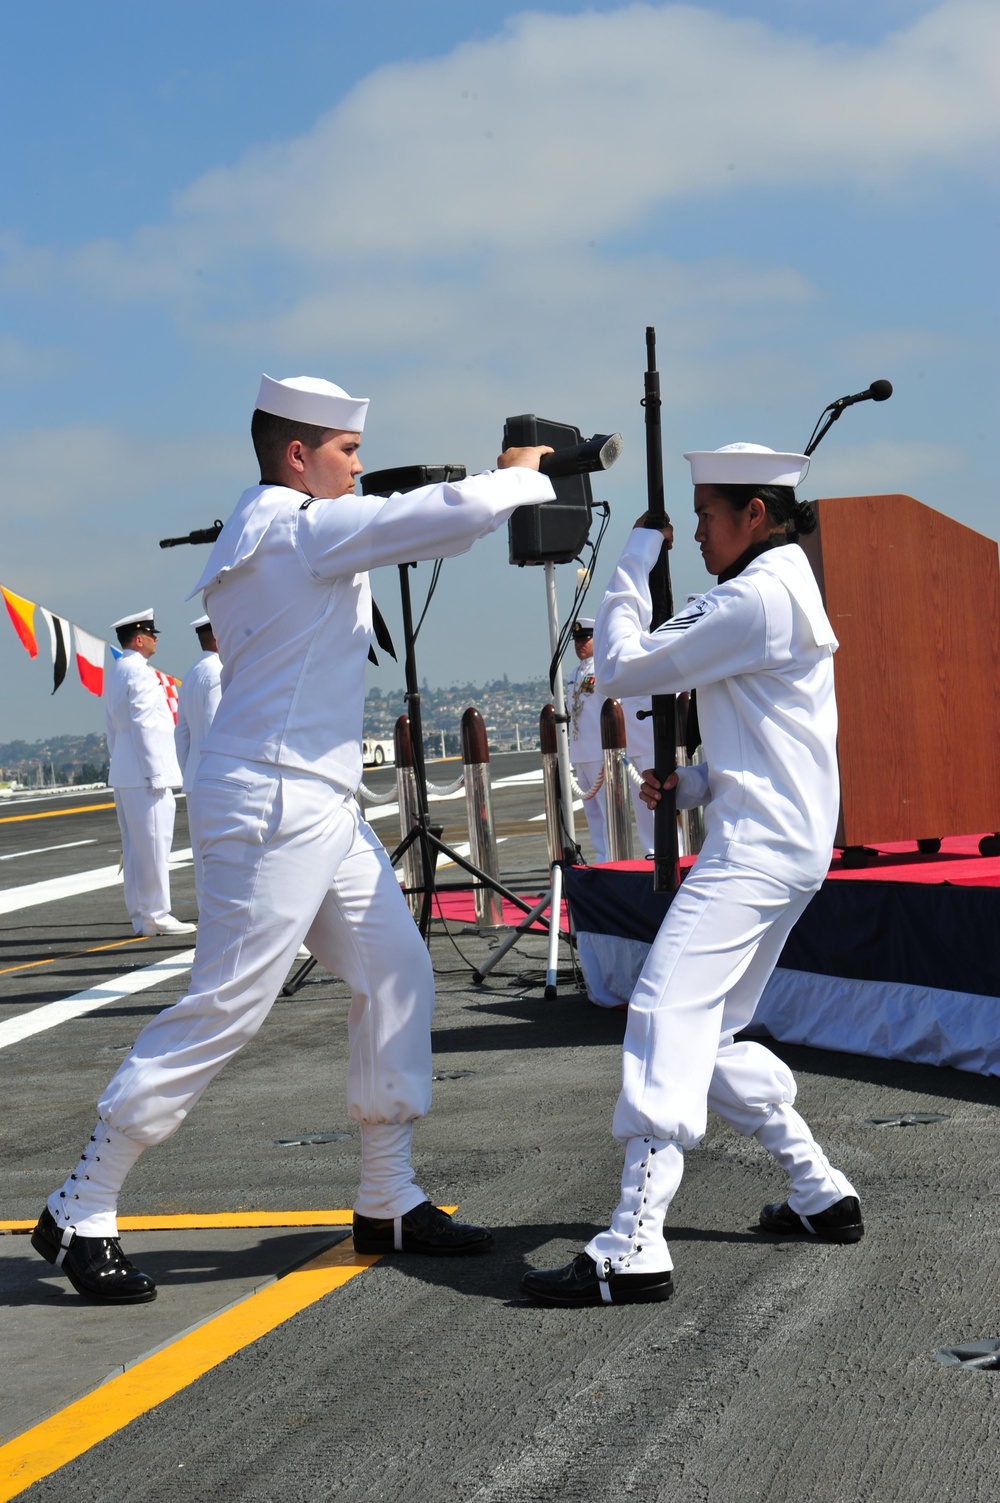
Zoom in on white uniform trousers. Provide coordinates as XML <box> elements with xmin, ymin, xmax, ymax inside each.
<box><xmin>191</xmin><ymin>839</ymin><xmax>206</xmax><ymax>913</ymax></box>
<box><xmin>99</xmin><ymin>755</ymin><xmax>434</xmax><ymax>1147</ymax></box>
<box><xmin>113</xmin><ymin>786</ymin><xmax>176</xmax><ymax>931</ymax></box>
<box><xmin>573</xmin><ymin>759</ymin><xmax>608</xmax><ymax>862</ymax></box>
<box><xmin>587</xmin><ymin>855</ymin><xmax>855</xmax><ymax>1272</ymax></box>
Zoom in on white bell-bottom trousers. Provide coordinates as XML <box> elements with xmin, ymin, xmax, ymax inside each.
<box><xmin>587</xmin><ymin>855</ymin><xmax>855</xmax><ymax>1272</ymax></box>
<box><xmin>114</xmin><ymin>785</ymin><xmax>176</xmax><ymax>930</ymax></box>
<box><xmin>87</xmin><ymin>756</ymin><xmax>434</xmax><ymax>1218</ymax></box>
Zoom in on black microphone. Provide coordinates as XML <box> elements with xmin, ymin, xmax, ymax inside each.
<box><xmin>830</xmin><ymin>379</ymin><xmax>893</xmax><ymax>410</ymax></box>
<box><xmin>538</xmin><ymin>432</ymin><xmax>623</xmax><ymax>478</ymax></box>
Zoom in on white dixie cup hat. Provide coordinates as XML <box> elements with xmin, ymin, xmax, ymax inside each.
<box><xmin>683</xmin><ymin>443</ymin><xmax>810</xmax><ymax>489</ymax></box>
<box><xmin>255</xmin><ymin>374</ymin><xmax>369</xmax><ymax>433</ymax></box>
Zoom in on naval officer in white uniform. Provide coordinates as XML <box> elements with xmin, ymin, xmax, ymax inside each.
<box><xmin>174</xmin><ymin>614</ymin><xmax>223</xmax><ymax>908</ymax></box>
<box><xmin>523</xmin><ymin>443</ymin><xmax>861</xmax><ymax>1307</ymax></box>
<box><xmin>105</xmin><ymin>609</ymin><xmax>194</xmax><ymax>938</ymax></box>
<box><xmin>33</xmin><ymin>373</ymin><xmax>554</xmax><ymax>1302</ymax></box>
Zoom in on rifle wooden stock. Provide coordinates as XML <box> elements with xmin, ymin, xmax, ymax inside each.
<box><xmin>643</xmin><ymin>327</ymin><xmax>679</xmax><ymax>893</ymax></box>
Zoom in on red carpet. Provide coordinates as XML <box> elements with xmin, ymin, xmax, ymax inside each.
<box><xmin>597</xmin><ymin>832</ymin><xmax>1000</xmax><ymax>887</ymax></box>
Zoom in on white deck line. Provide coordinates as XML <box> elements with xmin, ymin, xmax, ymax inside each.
<box><xmin>0</xmin><ymin>839</ymin><xmax>97</xmax><ymax>862</ymax></box>
<box><xmin>0</xmin><ymin>949</ymin><xmax>197</xmax><ymax>1050</ymax></box>
<box><xmin>0</xmin><ymin>849</ymin><xmax>193</xmax><ymax>916</ymax></box>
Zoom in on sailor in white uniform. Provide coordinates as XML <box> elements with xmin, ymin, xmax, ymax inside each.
<box><xmin>523</xmin><ymin>443</ymin><xmax>861</xmax><ymax>1307</ymax></box>
<box><xmin>33</xmin><ymin>373</ymin><xmax>554</xmax><ymax>1302</ymax></box>
<box><xmin>566</xmin><ymin>618</ymin><xmax>608</xmax><ymax>860</ymax></box>
<box><xmin>174</xmin><ymin>614</ymin><xmax>223</xmax><ymax>908</ymax></box>
<box><xmin>105</xmin><ymin>609</ymin><xmax>193</xmax><ymax>938</ymax></box>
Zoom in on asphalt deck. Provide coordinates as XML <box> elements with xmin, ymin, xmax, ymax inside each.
<box><xmin>2</xmin><ymin>759</ymin><xmax>999</xmax><ymax>1502</ymax></box>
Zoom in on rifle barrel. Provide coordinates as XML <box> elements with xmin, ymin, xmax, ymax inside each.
<box><xmin>642</xmin><ymin>326</ymin><xmax>679</xmax><ymax>894</ymax></box>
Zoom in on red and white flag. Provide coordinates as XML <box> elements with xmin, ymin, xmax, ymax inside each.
<box><xmin>73</xmin><ymin>624</ymin><xmax>106</xmax><ymax>697</ymax></box>
<box><xmin>155</xmin><ymin>668</ymin><xmax>181</xmax><ymax>724</ymax></box>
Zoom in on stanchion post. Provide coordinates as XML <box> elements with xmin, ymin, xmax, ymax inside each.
<box><xmin>539</xmin><ymin>704</ymin><xmax>563</xmax><ymax>869</ymax></box>
<box><xmin>461</xmin><ymin>706</ymin><xmax>504</xmax><ymax>928</ymax></box>
<box><xmin>601</xmin><ymin>699</ymin><xmax>634</xmax><ymax>862</ymax></box>
<box><xmin>544</xmin><ymin>561</ymin><xmax>579</xmax><ymax>860</ymax></box>
<box><xmin>394</xmin><ymin>715</ymin><xmax>424</xmax><ymax>917</ymax></box>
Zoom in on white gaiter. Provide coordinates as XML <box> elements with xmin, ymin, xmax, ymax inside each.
<box><xmin>585</xmin><ymin>1135</ymin><xmax>684</xmax><ymax>1274</ymax></box>
<box><xmin>46</xmin><ymin>1119</ymin><xmax>146</xmax><ymax>1237</ymax></box>
<box><xmin>354</xmin><ymin>1122</ymin><xmax>426</xmax><ymax>1218</ymax></box>
<box><xmin>754</xmin><ymin>1103</ymin><xmax>856</xmax><ymax>1216</ymax></box>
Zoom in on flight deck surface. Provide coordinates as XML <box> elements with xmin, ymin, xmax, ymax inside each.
<box><xmin>2</xmin><ymin>756</ymin><xmax>998</xmax><ymax>1502</ymax></box>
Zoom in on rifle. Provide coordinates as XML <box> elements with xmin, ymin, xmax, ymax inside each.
<box><xmin>641</xmin><ymin>327</ymin><xmax>679</xmax><ymax>893</ymax></box>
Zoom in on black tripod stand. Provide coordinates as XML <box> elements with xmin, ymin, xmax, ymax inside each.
<box><xmin>281</xmin><ymin>464</ymin><xmax>554</xmax><ymax>996</ymax></box>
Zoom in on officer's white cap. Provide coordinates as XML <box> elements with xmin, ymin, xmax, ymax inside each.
<box><xmin>190</xmin><ymin>614</ymin><xmax>211</xmax><ymax>629</ymax></box>
<box><xmin>683</xmin><ymin>443</ymin><xmax>809</xmax><ymax>489</ymax></box>
<box><xmin>110</xmin><ymin>607</ymin><xmax>156</xmax><ymax>632</ymax></box>
<box><xmin>255</xmin><ymin>374</ymin><xmax>369</xmax><ymax>433</ymax></box>
<box><xmin>573</xmin><ymin>617</ymin><xmax>596</xmax><ymax>632</ymax></box>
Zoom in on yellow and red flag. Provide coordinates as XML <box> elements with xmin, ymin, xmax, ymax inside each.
<box><xmin>1</xmin><ymin>585</ymin><xmax>39</xmax><ymax>658</ymax></box>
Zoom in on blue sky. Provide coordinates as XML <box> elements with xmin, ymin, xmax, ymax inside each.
<box><xmin>1</xmin><ymin>0</ymin><xmax>996</xmax><ymax>742</ymax></box>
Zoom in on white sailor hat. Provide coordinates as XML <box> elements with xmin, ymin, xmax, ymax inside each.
<box><xmin>110</xmin><ymin>607</ymin><xmax>158</xmax><ymax>636</ymax></box>
<box><xmin>190</xmin><ymin>614</ymin><xmax>212</xmax><ymax>629</ymax></box>
<box><xmin>255</xmin><ymin>374</ymin><xmax>369</xmax><ymax>433</ymax></box>
<box><xmin>683</xmin><ymin>443</ymin><xmax>809</xmax><ymax>489</ymax></box>
<box><xmin>572</xmin><ymin>617</ymin><xmax>595</xmax><ymax>637</ymax></box>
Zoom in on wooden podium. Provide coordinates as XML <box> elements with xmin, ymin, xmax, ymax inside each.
<box><xmin>799</xmin><ymin>493</ymin><xmax>1000</xmax><ymax>849</ymax></box>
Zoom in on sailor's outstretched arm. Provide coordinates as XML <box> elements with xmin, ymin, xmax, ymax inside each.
<box><xmin>298</xmin><ymin>465</ymin><xmax>555</xmax><ymax>579</ymax></box>
<box><xmin>595</xmin><ymin>530</ymin><xmax>769</xmax><ymax>700</ymax></box>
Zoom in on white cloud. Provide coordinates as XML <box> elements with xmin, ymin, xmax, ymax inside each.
<box><xmin>5</xmin><ymin>0</ymin><xmax>993</xmax><ymax>311</ymax></box>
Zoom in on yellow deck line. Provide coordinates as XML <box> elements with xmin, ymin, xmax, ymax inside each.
<box><xmin>0</xmin><ymin>934</ymin><xmax>147</xmax><ymax>979</ymax></box>
<box><xmin>0</xmin><ymin>1207</ymin><xmax>457</xmax><ymax>1233</ymax></box>
<box><xmin>0</xmin><ymin>802</ymin><xmax>115</xmax><ymax>824</ymax></box>
<box><xmin>1</xmin><ymin>1210</ymin><xmax>353</xmax><ymax>1233</ymax></box>
<box><xmin>0</xmin><ymin>1237</ymin><xmax>379</xmax><ymax>1501</ymax></box>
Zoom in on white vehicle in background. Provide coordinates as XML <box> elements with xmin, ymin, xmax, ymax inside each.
<box><xmin>362</xmin><ymin>737</ymin><xmax>394</xmax><ymax>768</ymax></box>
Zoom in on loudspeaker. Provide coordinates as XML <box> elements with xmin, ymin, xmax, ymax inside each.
<box><xmin>505</xmin><ymin>414</ymin><xmax>593</xmax><ymax>566</ymax></box>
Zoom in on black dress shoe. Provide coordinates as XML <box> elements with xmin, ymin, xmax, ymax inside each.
<box><xmin>521</xmin><ymin>1251</ymin><xmax>674</xmax><ymax>1307</ymax></box>
<box><xmin>31</xmin><ymin>1207</ymin><xmax>157</xmax><ymax>1303</ymax></box>
<box><xmin>352</xmin><ymin>1200</ymin><xmax>494</xmax><ymax>1256</ymax></box>
<box><xmin>758</xmin><ymin>1195</ymin><xmax>864</xmax><ymax>1244</ymax></box>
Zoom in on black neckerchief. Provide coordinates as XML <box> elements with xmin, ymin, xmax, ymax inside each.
<box><xmin>717</xmin><ymin>532</ymin><xmax>789</xmax><ymax>585</ymax></box>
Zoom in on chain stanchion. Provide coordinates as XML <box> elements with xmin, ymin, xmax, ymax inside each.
<box><xmin>394</xmin><ymin>715</ymin><xmax>425</xmax><ymax>918</ymax></box>
<box><xmin>601</xmin><ymin>699</ymin><xmax>634</xmax><ymax>862</ymax></box>
<box><xmin>460</xmin><ymin>707</ymin><xmax>503</xmax><ymax>928</ymax></box>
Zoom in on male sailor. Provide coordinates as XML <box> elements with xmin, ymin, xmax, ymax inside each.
<box><xmin>174</xmin><ymin>614</ymin><xmax>223</xmax><ymax>908</ymax></box>
<box><xmin>523</xmin><ymin>443</ymin><xmax>861</xmax><ymax>1307</ymax></box>
<box><xmin>33</xmin><ymin>374</ymin><xmax>554</xmax><ymax>1302</ymax></box>
<box><xmin>105</xmin><ymin>609</ymin><xmax>193</xmax><ymax>938</ymax></box>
